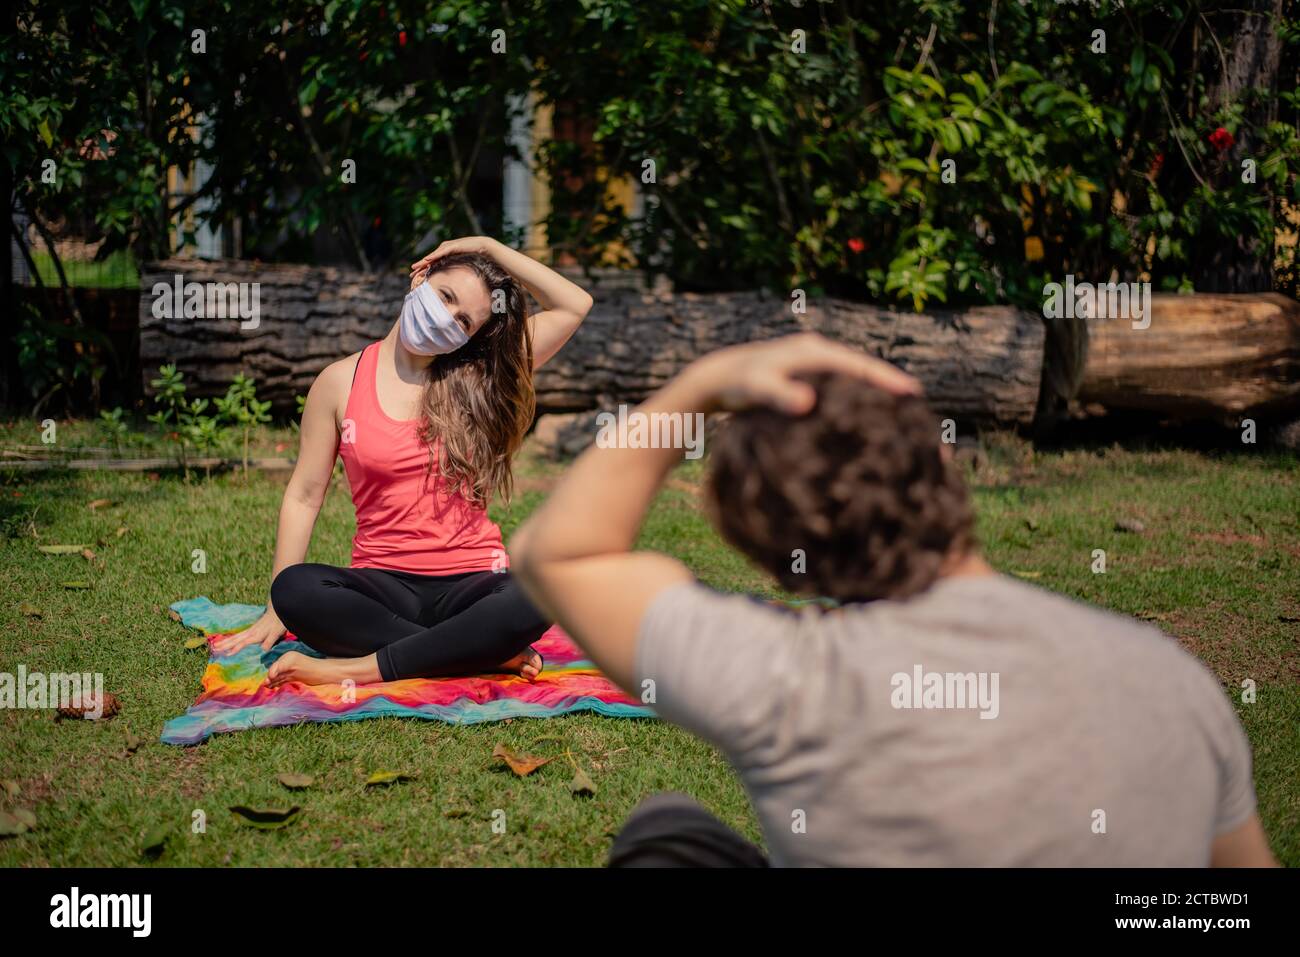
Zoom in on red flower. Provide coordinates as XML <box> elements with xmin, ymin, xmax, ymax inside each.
<box><xmin>399</xmin><ymin>31</ymin><xmax>407</xmax><ymax>47</ymax></box>
<box><xmin>359</xmin><ymin>50</ymin><xmax>368</xmax><ymax>62</ymax></box>
<box><xmin>1149</xmin><ymin>152</ymin><xmax>1165</xmax><ymax>177</ymax></box>
<box><xmin>1208</xmin><ymin>127</ymin><xmax>1234</xmax><ymax>152</ymax></box>
<box><xmin>847</xmin><ymin>237</ymin><xmax>866</xmax><ymax>254</ymax></box>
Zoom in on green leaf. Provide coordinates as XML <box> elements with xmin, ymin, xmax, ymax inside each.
<box><xmin>937</xmin><ymin>122</ymin><xmax>962</xmax><ymax>153</ymax></box>
<box><xmin>1130</xmin><ymin>46</ymin><xmax>1146</xmax><ymax>80</ymax></box>
<box><xmin>229</xmin><ymin>805</ymin><xmax>302</xmax><ymax>829</ymax></box>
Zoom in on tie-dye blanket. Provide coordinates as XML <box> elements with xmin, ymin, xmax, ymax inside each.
<box><xmin>160</xmin><ymin>596</ymin><xmax>655</xmax><ymax>746</ymax></box>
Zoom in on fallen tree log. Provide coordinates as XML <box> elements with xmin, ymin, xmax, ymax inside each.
<box><xmin>138</xmin><ymin>259</ymin><xmax>1300</xmax><ymax>427</ymax></box>
<box><xmin>139</xmin><ymin>259</ymin><xmax>1044</xmax><ymax>426</ymax></box>
<box><xmin>1076</xmin><ymin>293</ymin><xmax>1300</xmax><ymax>420</ymax></box>
<box><xmin>533</xmin><ymin>289</ymin><xmax>1043</xmax><ymax>425</ymax></box>
<box><xmin>139</xmin><ymin>260</ymin><xmax>408</xmax><ymax>410</ymax></box>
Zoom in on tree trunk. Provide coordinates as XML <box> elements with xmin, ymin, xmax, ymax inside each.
<box><xmin>1077</xmin><ymin>293</ymin><xmax>1300</xmax><ymax>419</ymax></box>
<box><xmin>1196</xmin><ymin>0</ymin><xmax>1285</xmax><ymax>292</ymax></box>
<box><xmin>139</xmin><ymin>259</ymin><xmax>1045</xmax><ymax>426</ymax></box>
<box><xmin>536</xmin><ymin>288</ymin><xmax>1042</xmax><ymax>425</ymax></box>
<box><xmin>139</xmin><ymin>260</ymin><xmax>408</xmax><ymax>409</ymax></box>
<box><xmin>140</xmin><ymin>260</ymin><xmax>1299</xmax><ymax>429</ymax></box>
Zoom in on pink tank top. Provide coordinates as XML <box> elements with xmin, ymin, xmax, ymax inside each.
<box><xmin>338</xmin><ymin>342</ymin><xmax>505</xmax><ymax>575</ymax></box>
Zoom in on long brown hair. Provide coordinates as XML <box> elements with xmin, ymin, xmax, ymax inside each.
<box><xmin>414</xmin><ymin>251</ymin><xmax>534</xmax><ymax>508</ymax></box>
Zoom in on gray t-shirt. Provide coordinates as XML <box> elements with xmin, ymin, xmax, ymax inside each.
<box><xmin>636</xmin><ymin>573</ymin><xmax>1256</xmax><ymax>867</ymax></box>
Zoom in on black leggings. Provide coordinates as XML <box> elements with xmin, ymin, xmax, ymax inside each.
<box><xmin>270</xmin><ymin>563</ymin><xmax>552</xmax><ymax>681</ymax></box>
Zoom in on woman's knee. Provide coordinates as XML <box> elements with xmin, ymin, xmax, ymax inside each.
<box><xmin>498</xmin><ymin>573</ymin><xmax>552</xmax><ymax>634</ymax></box>
<box><xmin>270</xmin><ymin>563</ymin><xmax>325</xmax><ymax>622</ymax></box>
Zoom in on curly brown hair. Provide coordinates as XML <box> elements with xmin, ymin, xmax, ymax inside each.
<box><xmin>705</xmin><ymin>372</ymin><xmax>975</xmax><ymax>603</ymax></box>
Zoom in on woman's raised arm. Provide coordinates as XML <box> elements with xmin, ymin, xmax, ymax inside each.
<box><xmin>410</xmin><ymin>237</ymin><xmax>593</xmax><ymax>370</ymax></box>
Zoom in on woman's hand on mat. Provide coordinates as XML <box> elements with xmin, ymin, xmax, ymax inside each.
<box><xmin>409</xmin><ymin>236</ymin><xmax>500</xmax><ymax>278</ymax></box>
<box><xmin>688</xmin><ymin>333</ymin><xmax>923</xmax><ymax>415</ymax></box>
<box><xmin>214</xmin><ymin>608</ymin><xmax>286</xmax><ymax>655</ymax></box>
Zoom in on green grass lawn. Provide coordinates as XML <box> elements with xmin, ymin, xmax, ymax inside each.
<box><xmin>1</xmin><ymin>430</ymin><xmax>1297</xmax><ymax>866</ymax></box>
<box><xmin>28</xmin><ymin>250</ymin><xmax>140</xmax><ymax>290</ymax></box>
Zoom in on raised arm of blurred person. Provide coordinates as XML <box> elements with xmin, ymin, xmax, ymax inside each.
<box><xmin>508</xmin><ymin>334</ymin><xmax>920</xmax><ymax>690</ymax></box>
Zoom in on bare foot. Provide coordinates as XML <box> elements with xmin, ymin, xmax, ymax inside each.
<box><xmin>496</xmin><ymin>646</ymin><xmax>543</xmax><ymax>681</ymax></box>
<box><xmin>267</xmin><ymin>650</ymin><xmax>380</xmax><ymax>688</ymax></box>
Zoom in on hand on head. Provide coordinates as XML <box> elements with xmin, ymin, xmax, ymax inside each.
<box><xmin>408</xmin><ymin>236</ymin><xmax>496</xmax><ymax>281</ymax></box>
<box><xmin>693</xmin><ymin>333</ymin><xmax>923</xmax><ymax>415</ymax></box>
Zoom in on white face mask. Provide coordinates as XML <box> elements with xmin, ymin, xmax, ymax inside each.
<box><xmin>398</xmin><ymin>280</ymin><xmax>471</xmax><ymax>356</ymax></box>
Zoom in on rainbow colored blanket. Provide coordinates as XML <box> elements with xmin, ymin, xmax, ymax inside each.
<box><xmin>160</xmin><ymin>596</ymin><xmax>655</xmax><ymax>746</ymax></box>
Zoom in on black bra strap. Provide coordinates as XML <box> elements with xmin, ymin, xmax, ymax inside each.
<box><xmin>350</xmin><ymin>345</ymin><xmax>367</xmax><ymax>387</ymax></box>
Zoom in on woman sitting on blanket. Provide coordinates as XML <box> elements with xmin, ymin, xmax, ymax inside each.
<box><xmin>214</xmin><ymin>237</ymin><xmax>593</xmax><ymax>686</ymax></box>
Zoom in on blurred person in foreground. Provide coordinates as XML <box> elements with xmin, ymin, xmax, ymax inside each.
<box><xmin>511</xmin><ymin>333</ymin><xmax>1276</xmax><ymax>868</ymax></box>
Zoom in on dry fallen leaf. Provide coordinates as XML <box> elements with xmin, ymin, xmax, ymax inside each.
<box><xmin>56</xmin><ymin>692</ymin><xmax>120</xmax><ymax>721</ymax></box>
<box><xmin>492</xmin><ymin>743</ymin><xmax>553</xmax><ymax>777</ymax></box>
<box><xmin>0</xmin><ymin>809</ymin><xmax>36</xmax><ymax>837</ymax></box>
<box><xmin>87</xmin><ymin>499</ymin><xmax>112</xmax><ymax>511</ymax></box>
<box><xmin>80</xmin><ymin>548</ymin><xmax>97</xmax><ymax>561</ymax></box>
<box><xmin>277</xmin><ymin>773</ymin><xmax>315</xmax><ymax>790</ymax></box>
<box><xmin>569</xmin><ymin>766</ymin><xmax>597</xmax><ymax>796</ymax></box>
<box><xmin>39</xmin><ymin>544</ymin><xmax>87</xmax><ymax>555</ymax></box>
<box><xmin>12</xmin><ymin>808</ymin><xmax>36</xmax><ymax>829</ymax></box>
<box><xmin>140</xmin><ymin>824</ymin><xmax>170</xmax><ymax>859</ymax></box>
<box><xmin>365</xmin><ymin>770</ymin><xmax>415</xmax><ymax>787</ymax></box>
<box><xmin>18</xmin><ymin>603</ymin><xmax>41</xmax><ymax>619</ymax></box>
